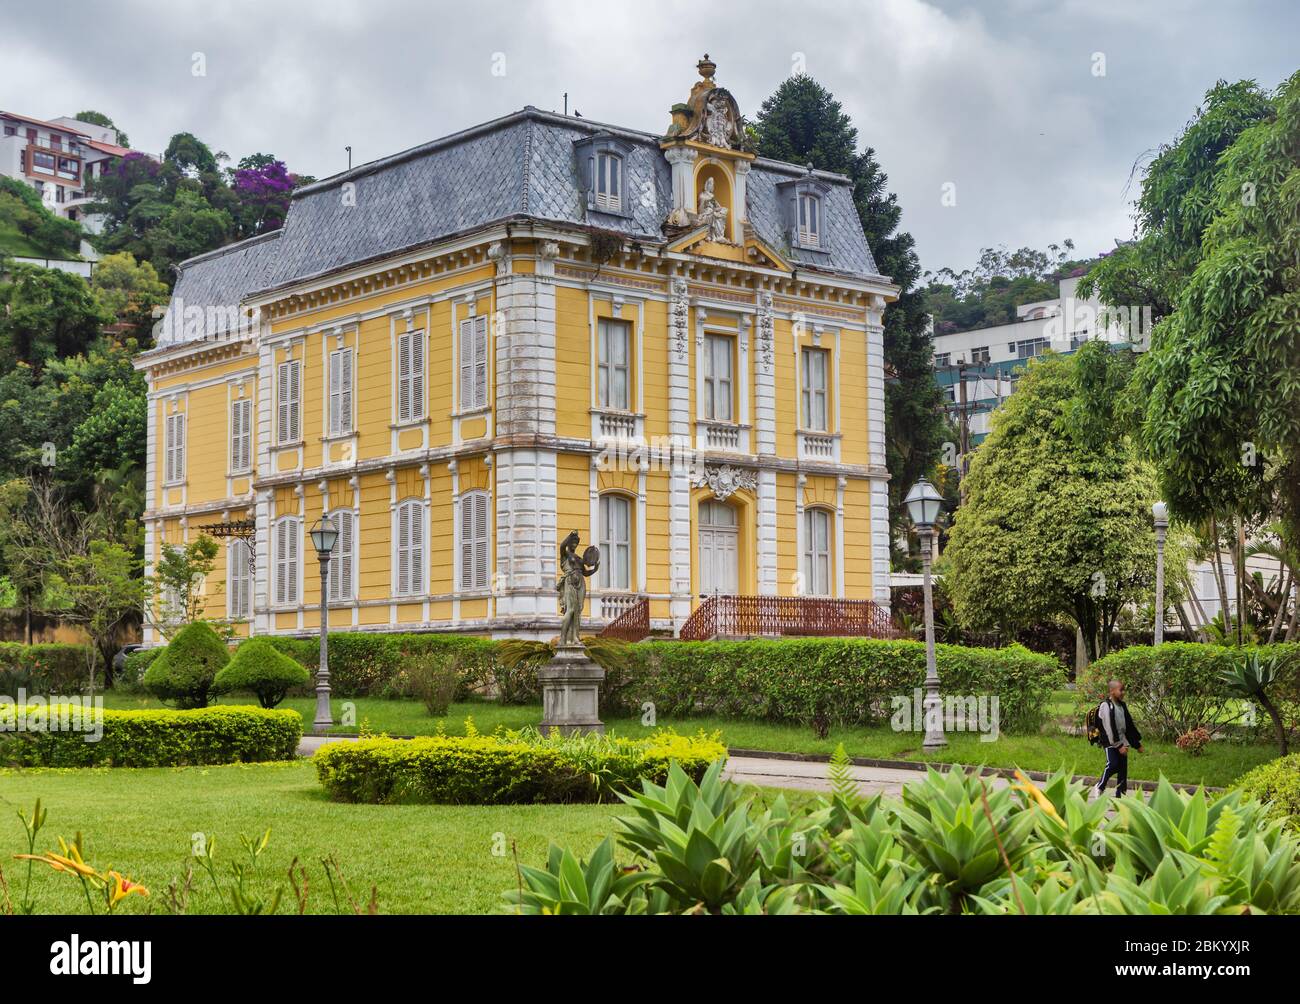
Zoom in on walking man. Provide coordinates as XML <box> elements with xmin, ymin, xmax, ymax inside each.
<box><xmin>1094</xmin><ymin>679</ymin><xmax>1143</xmax><ymax>797</ymax></box>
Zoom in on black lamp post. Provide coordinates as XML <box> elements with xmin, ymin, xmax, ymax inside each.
<box><xmin>904</xmin><ymin>477</ymin><xmax>946</xmax><ymax>749</ymax></box>
<box><xmin>309</xmin><ymin>515</ymin><xmax>339</xmax><ymax>735</ymax></box>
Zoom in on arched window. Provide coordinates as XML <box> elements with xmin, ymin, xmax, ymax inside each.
<box><xmin>803</xmin><ymin>507</ymin><xmax>832</xmax><ymax>596</ymax></box>
<box><xmin>698</xmin><ymin>500</ymin><xmax>739</xmax><ymax>595</ymax></box>
<box><xmin>458</xmin><ymin>490</ymin><xmax>490</xmax><ymax>591</ymax></box>
<box><xmin>395</xmin><ymin>499</ymin><xmax>426</xmax><ymax>597</ymax></box>
<box><xmin>327</xmin><ymin>510</ymin><xmax>355</xmax><ymax>603</ymax></box>
<box><xmin>273</xmin><ymin>516</ymin><xmax>301</xmax><ymax>606</ymax></box>
<box><xmin>599</xmin><ymin>494</ymin><xmax>633</xmax><ymax>590</ymax></box>
<box><xmin>595</xmin><ymin>152</ymin><xmax>622</xmax><ymax>212</ymax></box>
<box><xmin>228</xmin><ymin>539</ymin><xmax>252</xmax><ymax>620</ymax></box>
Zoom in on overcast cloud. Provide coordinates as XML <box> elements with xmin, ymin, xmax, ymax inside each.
<box><xmin>3</xmin><ymin>0</ymin><xmax>1295</xmax><ymax>273</ymax></box>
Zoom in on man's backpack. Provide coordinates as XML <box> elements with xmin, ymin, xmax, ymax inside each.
<box><xmin>1084</xmin><ymin>705</ymin><xmax>1104</xmax><ymax>746</ymax></box>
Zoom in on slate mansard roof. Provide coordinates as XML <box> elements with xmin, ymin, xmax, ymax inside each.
<box><xmin>153</xmin><ymin>107</ymin><xmax>884</xmax><ymax>349</ymax></box>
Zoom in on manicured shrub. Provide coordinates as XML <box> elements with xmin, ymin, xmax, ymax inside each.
<box><xmin>143</xmin><ymin>622</ymin><xmax>231</xmax><ymax>708</ymax></box>
<box><xmin>0</xmin><ymin>643</ymin><xmax>91</xmax><ymax>695</ymax></box>
<box><xmin>1082</xmin><ymin>643</ymin><xmax>1300</xmax><ymax>739</ymax></box>
<box><xmin>214</xmin><ymin>638</ymin><xmax>312</xmax><ymax>708</ymax></box>
<box><xmin>1234</xmin><ymin>754</ymin><xmax>1300</xmax><ymax>831</ymax></box>
<box><xmin>313</xmin><ymin>728</ymin><xmax>726</xmax><ymax>805</ymax></box>
<box><xmin>0</xmin><ymin>705</ymin><xmax>302</xmax><ymax>767</ymax></box>
<box><xmin>608</xmin><ymin>638</ymin><xmax>1063</xmax><ymax>734</ymax></box>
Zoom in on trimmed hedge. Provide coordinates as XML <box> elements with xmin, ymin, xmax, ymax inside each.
<box><xmin>0</xmin><ymin>705</ymin><xmax>302</xmax><ymax>767</ymax></box>
<box><xmin>1082</xmin><ymin>643</ymin><xmax>1300</xmax><ymax>739</ymax></box>
<box><xmin>0</xmin><ymin>643</ymin><xmax>90</xmax><ymax>694</ymax></box>
<box><xmin>604</xmin><ymin>638</ymin><xmax>1064</xmax><ymax>734</ymax></box>
<box><xmin>262</xmin><ymin>633</ymin><xmax>502</xmax><ymax>700</ymax></box>
<box><xmin>1234</xmin><ymin>754</ymin><xmax>1300</xmax><ymax>831</ymax></box>
<box><xmin>314</xmin><ymin>729</ymin><xmax>727</xmax><ymax>804</ymax></box>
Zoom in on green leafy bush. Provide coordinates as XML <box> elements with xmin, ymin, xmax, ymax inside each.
<box><xmin>118</xmin><ymin>647</ymin><xmax>163</xmax><ymax>694</ymax></box>
<box><xmin>0</xmin><ymin>705</ymin><xmax>302</xmax><ymax>767</ymax></box>
<box><xmin>1082</xmin><ymin>643</ymin><xmax>1300</xmax><ymax>739</ymax></box>
<box><xmin>214</xmin><ymin>638</ymin><xmax>311</xmax><ymax>708</ymax></box>
<box><xmin>406</xmin><ymin>650</ymin><xmax>461</xmax><ymax>716</ymax></box>
<box><xmin>143</xmin><ymin>622</ymin><xmax>230</xmax><ymax>708</ymax></box>
<box><xmin>608</xmin><ymin>638</ymin><xmax>1062</xmax><ymax>733</ymax></box>
<box><xmin>1235</xmin><ymin>754</ymin><xmax>1300</xmax><ymax>831</ymax></box>
<box><xmin>314</xmin><ymin>727</ymin><xmax>726</xmax><ymax>805</ymax></box>
<box><xmin>0</xmin><ymin>643</ymin><xmax>89</xmax><ymax>695</ymax></box>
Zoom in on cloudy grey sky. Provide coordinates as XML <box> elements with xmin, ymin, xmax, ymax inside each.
<box><xmin>4</xmin><ymin>0</ymin><xmax>1296</xmax><ymax>273</ymax></box>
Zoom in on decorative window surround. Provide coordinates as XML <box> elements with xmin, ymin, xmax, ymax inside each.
<box><xmin>574</xmin><ymin>133</ymin><xmax>636</xmax><ymax>222</ymax></box>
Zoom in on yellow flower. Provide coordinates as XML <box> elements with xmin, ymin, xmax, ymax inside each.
<box><xmin>1010</xmin><ymin>769</ymin><xmax>1063</xmax><ymax>823</ymax></box>
<box><xmin>108</xmin><ymin>872</ymin><xmax>150</xmax><ymax>908</ymax></box>
<box><xmin>13</xmin><ymin>851</ymin><xmax>101</xmax><ymax>880</ymax></box>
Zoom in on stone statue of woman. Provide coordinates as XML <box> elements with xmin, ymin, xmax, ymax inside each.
<box><xmin>695</xmin><ymin>178</ymin><xmax>728</xmax><ymax>242</ymax></box>
<box><xmin>557</xmin><ymin>530</ymin><xmax>600</xmax><ymax>647</ymax></box>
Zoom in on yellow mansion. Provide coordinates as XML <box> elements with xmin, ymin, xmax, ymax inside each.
<box><xmin>136</xmin><ymin>58</ymin><xmax>898</xmax><ymax>644</ymax></box>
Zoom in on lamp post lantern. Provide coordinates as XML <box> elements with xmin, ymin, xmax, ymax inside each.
<box><xmin>1152</xmin><ymin>501</ymin><xmax>1169</xmax><ymax>646</ymax></box>
<box><xmin>905</xmin><ymin>478</ymin><xmax>946</xmax><ymax>749</ymax></box>
<box><xmin>309</xmin><ymin>515</ymin><xmax>339</xmax><ymax>735</ymax></box>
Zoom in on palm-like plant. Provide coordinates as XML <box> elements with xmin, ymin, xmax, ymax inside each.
<box><xmin>1219</xmin><ymin>650</ymin><xmax>1288</xmax><ymax>754</ymax></box>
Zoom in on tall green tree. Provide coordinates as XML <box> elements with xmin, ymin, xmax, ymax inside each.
<box><xmin>755</xmin><ymin>76</ymin><xmax>945</xmax><ymax>543</ymax></box>
<box><xmin>942</xmin><ymin>343</ymin><xmax>1176</xmax><ymax>661</ymax></box>
<box><xmin>1123</xmin><ymin>72</ymin><xmax>1300</xmax><ymax>541</ymax></box>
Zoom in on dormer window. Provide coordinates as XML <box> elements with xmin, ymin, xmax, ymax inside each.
<box><xmin>798</xmin><ymin>193</ymin><xmax>821</xmax><ymax>247</ymax></box>
<box><xmin>777</xmin><ymin>174</ymin><xmax>832</xmax><ymax>253</ymax></box>
<box><xmin>595</xmin><ymin>152</ymin><xmax>622</xmax><ymax>212</ymax></box>
<box><xmin>575</xmin><ymin>133</ymin><xmax>635</xmax><ymax>220</ymax></box>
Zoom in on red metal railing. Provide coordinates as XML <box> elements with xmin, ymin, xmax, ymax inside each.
<box><xmin>599</xmin><ymin>595</ymin><xmax>651</xmax><ymax>642</ymax></box>
<box><xmin>679</xmin><ymin>594</ymin><xmax>897</xmax><ymax>642</ymax></box>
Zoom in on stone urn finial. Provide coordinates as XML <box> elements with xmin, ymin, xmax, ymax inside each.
<box><xmin>697</xmin><ymin>53</ymin><xmax>717</xmax><ymax>82</ymax></box>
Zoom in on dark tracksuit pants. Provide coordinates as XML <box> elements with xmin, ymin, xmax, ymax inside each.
<box><xmin>1098</xmin><ymin>744</ymin><xmax>1128</xmax><ymax>796</ymax></box>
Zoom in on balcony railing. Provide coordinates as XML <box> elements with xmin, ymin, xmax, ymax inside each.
<box><xmin>680</xmin><ymin>594</ymin><xmax>896</xmax><ymax>642</ymax></box>
<box><xmin>599</xmin><ymin>594</ymin><xmax>650</xmax><ymax>642</ymax></box>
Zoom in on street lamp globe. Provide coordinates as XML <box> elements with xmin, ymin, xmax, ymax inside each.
<box><xmin>1151</xmin><ymin>501</ymin><xmax>1168</xmax><ymax>528</ymax></box>
<box><xmin>310</xmin><ymin>516</ymin><xmax>339</xmax><ymax>558</ymax></box>
<box><xmin>904</xmin><ymin>477</ymin><xmax>944</xmax><ymax>529</ymax></box>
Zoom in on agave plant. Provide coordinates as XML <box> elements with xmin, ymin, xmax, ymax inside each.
<box><xmin>969</xmin><ymin>871</ymin><xmax>1082</xmax><ymax>915</ymax></box>
<box><xmin>615</xmin><ymin>761</ymin><xmax>765</xmax><ymax>912</ymax></box>
<box><xmin>1219</xmin><ymin>650</ymin><xmax>1288</xmax><ymax>754</ymax></box>
<box><xmin>1008</xmin><ymin>768</ymin><xmax>1114</xmax><ymax>865</ymax></box>
<box><xmin>891</xmin><ymin>767</ymin><xmax>1039</xmax><ymax>913</ymax></box>
<box><xmin>504</xmin><ymin>836</ymin><xmax>653</xmax><ymax>915</ymax></box>
<box><xmin>817</xmin><ymin>861</ymin><xmax>923</xmax><ymax>915</ymax></box>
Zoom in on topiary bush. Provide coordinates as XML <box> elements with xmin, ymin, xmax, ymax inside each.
<box><xmin>1234</xmin><ymin>753</ymin><xmax>1300</xmax><ymax>832</ymax></box>
<box><xmin>143</xmin><ymin>622</ymin><xmax>230</xmax><ymax>708</ymax></box>
<box><xmin>313</xmin><ymin>727</ymin><xmax>726</xmax><ymax>804</ymax></box>
<box><xmin>0</xmin><ymin>705</ymin><xmax>302</xmax><ymax>767</ymax></box>
<box><xmin>214</xmin><ymin>638</ymin><xmax>312</xmax><ymax>708</ymax></box>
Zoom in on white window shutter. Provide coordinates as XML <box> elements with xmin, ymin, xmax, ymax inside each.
<box><xmin>175</xmin><ymin>415</ymin><xmax>185</xmax><ymax>481</ymax></box>
<box><xmin>287</xmin><ymin>520</ymin><xmax>299</xmax><ymax>603</ymax></box>
<box><xmin>459</xmin><ymin>495</ymin><xmax>474</xmax><ymax>590</ymax></box>
<box><xmin>289</xmin><ymin>362</ymin><xmax>300</xmax><ymax>442</ymax></box>
<box><xmin>411</xmin><ymin>503</ymin><xmax>425</xmax><ymax>594</ymax></box>
<box><xmin>397</xmin><ymin>503</ymin><xmax>411</xmax><ymax>596</ymax></box>
<box><xmin>277</xmin><ymin>363</ymin><xmax>289</xmax><ymax>443</ymax></box>
<box><xmin>411</xmin><ymin>334</ymin><xmax>424</xmax><ymax>418</ymax></box>
<box><xmin>328</xmin><ymin>352</ymin><xmax>341</xmax><ymax>435</ymax></box>
<box><xmin>341</xmin><ymin>350</ymin><xmax>353</xmax><ymax>433</ymax></box>
<box><xmin>473</xmin><ymin>491</ymin><xmax>488</xmax><ymax>589</ymax></box>
<box><xmin>274</xmin><ymin>520</ymin><xmax>287</xmax><ymax>604</ymax></box>
<box><xmin>339</xmin><ymin>512</ymin><xmax>353</xmax><ymax>600</ymax></box>
<box><xmin>473</xmin><ymin>316</ymin><xmax>487</xmax><ymax>409</ymax></box>
<box><xmin>397</xmin><ymin>334</ymin><xmax>411</xmax><ymax>423</ymax></box>
<box><xmin>459</xmin><ymin>320</ymin><xmax>472</xmax><ymax>409</ymax></box>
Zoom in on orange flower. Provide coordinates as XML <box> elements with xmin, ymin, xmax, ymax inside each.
<box><xmin>108</xmin><ymin>872</ymin><xmax>149</xmax><ymax>908</ymax></box>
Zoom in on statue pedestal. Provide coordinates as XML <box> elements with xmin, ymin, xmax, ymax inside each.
<box><xmin>537</xmin><ymin>644</ymin><xmax>605</xmax><ymax>736</ymax></box>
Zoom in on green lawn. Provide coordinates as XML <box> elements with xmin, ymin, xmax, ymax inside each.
<box><xmin>101</xmin><ymin>692</ymin><xmax>1278</xmax><ymax>788</ymax></box>
<box><xmin>0</xmin><ymin>761</ymin><xmax>617</xmax><ymax>915</ymax></box>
